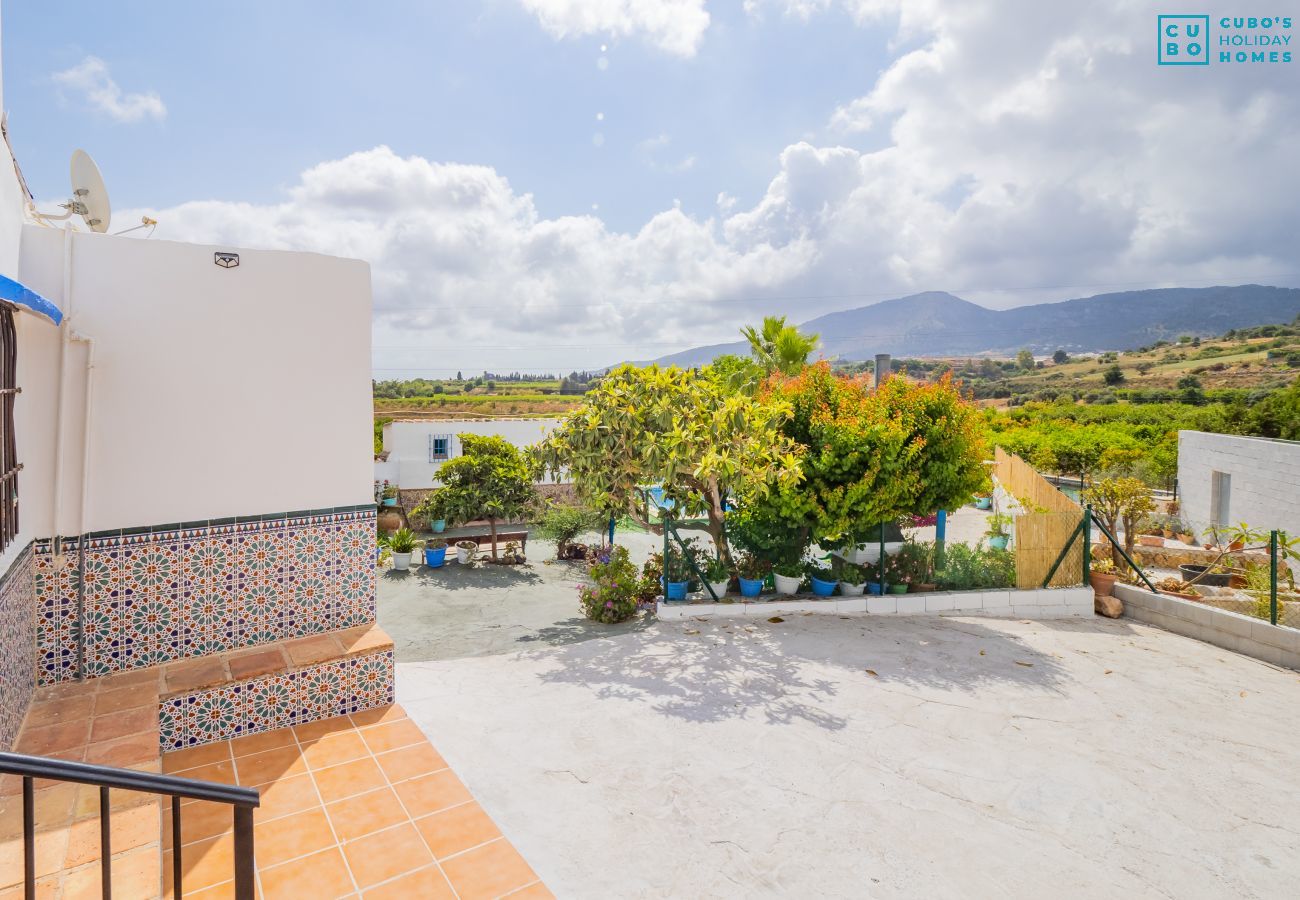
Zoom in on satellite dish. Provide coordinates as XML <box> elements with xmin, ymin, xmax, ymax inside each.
<box><xmin>68</xmin><ymin>150</ymin><xmax>111</xmax><ymax>233</ymax></box>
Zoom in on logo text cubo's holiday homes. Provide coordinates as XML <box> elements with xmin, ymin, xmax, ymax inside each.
<box><xmin>1159</xmin><ymin>15</ymin><xmax>1293</xmax><ymax>66</ymax></box>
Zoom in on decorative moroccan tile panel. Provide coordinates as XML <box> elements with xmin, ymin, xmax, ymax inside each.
<box><xmin>159</xmin><ymin>649</ymin><xmax>394</xmax><ymax>750</ymax></box>
<box><xmin>33</xmin><ymin>506</ymin><xmax>377</xmax><ymax>685</ymax></box>
<box><xmin>0</xmin><ymin>545</ymin><xmax>35</xmax><ymax>750</ymax></box>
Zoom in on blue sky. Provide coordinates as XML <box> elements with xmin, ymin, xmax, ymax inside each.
<box><xmin>5</xmin><ymin>1</ymin><xmax>889</xmax><ymax>233</ymax></box>
<box><xmin>4</xmin><ymin>1</ymin><xmax>1298</xmax><ymax>376</ymax></box>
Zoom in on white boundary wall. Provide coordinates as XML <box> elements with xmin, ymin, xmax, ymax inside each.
<box><xmin>1178</xmin><ymin>430</ymin><xmax>1300</xmax><ymax>538</ymax></box>
<box><xmin>658</xmin><ymin>586</ymin><xmax>1094</xmax><ymax>620</ymax></box>
<box><xmin>377</xmin><ymin>418</ymin><xmax>563</xmax><ymax>488</ymax></box>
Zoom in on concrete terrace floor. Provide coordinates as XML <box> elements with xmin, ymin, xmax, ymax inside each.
<box><xmin>380</xmin><ymin>537</ymin><xmax>1300</xmax><ymax>898</ymax></box>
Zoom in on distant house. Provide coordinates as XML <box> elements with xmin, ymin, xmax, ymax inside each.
<box><xmin>1178</xmin><ymin>431</ymin><xmax>1300</xmax><ymax>538</ymax></box>
<box><xmin>375</xmin><ymin>418</ymin><xmax>566</xmax><ymax>489</ymax></box>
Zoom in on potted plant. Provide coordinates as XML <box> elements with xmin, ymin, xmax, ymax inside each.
<box><xmin>972</xmin><ymin>495</ymin><xmax>992</xmax><ymax>510</ymax></box>
<box><xmin>895</xmin><ymin>541</ymin><xmax>937</xmax><ymax>592</ymax></box>
<box><xmin>380</xmin><ymin>481</ymin><xmax>399</xmax><ymax>507</ymax></box>
<box><xmin>985</xmin><ymin>513</ymin><xmax>1012</xmax><ymax>551</ymax></box>
<box><xmin>884</xmin><ymin>555</ymin><xmax>909</xmax><ymax>594</ymax></box>
<box><xmin>1175</xmin><ymin>520</ymin><xmax>1196</xmax><ymax>545</ymax></box>
<box><xmin>423</xmin><ymin>537</ymin><xmax>448</xmax><ymax>568</ymax></box>
<box><xmin>806</xmin><ymin>559</ymin><xmax>838</xmax><ymax>597</ymax></box>
<box><xmin>736</xmin><ymin>553</ymin><xmax>768</xmax><ymax>598</ymax></box>
<box><xmin>701</xmin><ymin>554</ymin><xmax>731</xmax><ymax>599</ymax></box>
<box><xmin>839</xmin><ymin>562</ymin><xmax>868</xmax><ymax>596</ymax></box>
<box><xmin>1089</xmin><ymin>556</ymin><xmax>1119</xmax><ymax>597</ymax></box>
<box><xmin>1136</xmin><ymin>515</ymin><xmax>1164</xmax><ymax>547</ymax></box>
<box><xmin>389</xmin><ymin>528</ymin><xmax>417</xmax><ymax>571</ymax></box>
<box><xmin>863</xmin><ymin>561</ymin><xmax>887</xmax><ymax>595</ymax></box>
<box><xmin>1154</xmin><ymin>575</ymin><xmax>1200</xmax><ymax>601</ymax></box>
<box><xmin>662</xmin><ymin>548</ymin><xmax>692</xmax><ymax>601</ymax></box>
<box><xmin>430</xmin><ymin>518</ymin><xmax>447</xmax><ymax>534</ymax></box>
<box><xmin>454</xmin><ymin>539</ymin><xmax>478</xmax><ymax>564</ymax></box>
<box><xmin>772</xmin><ymin>559</ymin><xmax>804</xmax><ymax>595</ymax></box>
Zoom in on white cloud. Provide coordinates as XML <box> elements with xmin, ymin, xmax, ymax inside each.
<box><xmin>51</xmin><ymin>57</ymin><xmax>166</xmax><ymax>124</ymax></box>
<box><xmin>637</xmin><ymin>134</ymin><xmax>697</xmax><ymax>173</ymax></box>
<box><xmin>129</xmin><ymin>1</ymin><xmax>1300</xmax><ymax>372</ymax></box>
<box><xmin>517</xmin><ymin>0</ymin><xmax>710</xmax><ymax>56</ymax></box>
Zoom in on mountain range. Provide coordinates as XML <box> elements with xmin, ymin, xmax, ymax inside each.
<box><xmin>647</xmin><ymin>285</ymin><xmax>1300</xmax><ymax>367</ymax></box>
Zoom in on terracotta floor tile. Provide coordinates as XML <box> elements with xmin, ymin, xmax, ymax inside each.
<box><xmin>167</xmin><ymin>832</ymin><xmax>234</xmax><ymax>892</ymax></box>
<box><xmin>0</xmin><ymin>783</ymin><xmax>78</xmax><ymax>838</ymax></box>
<box><xmin>441</xmin><ymin>839</ymin><xmax>539</xmax><ymax>900</ymax></box>
<box><xmin>394</xmin><ymin>770</ymin><xmax>472</xmax><ymax>818</ymax></box>
<box><xmin>259</xmin><ymin>847</ymin><xmax>354</xmax><ymax>900</ymax></box>
<box><xmin>83</xmin><ymin>731</ymin><xmax>158</xmax><ymax>768</ymax></box>
<box><xmin>98</xmin><ymin>666</ymin><xmax>165</xmax><ymax>692</ymax></box>
<box><xmin>254</xmin><ymin>807</ymin><xmax>336</xmax><ymax>868</ymax></box>
<box><xmin>360</xmin><ymin>864</ymin><xmax>456</xmax><ymax>900</ymax></box>
<box><xmin>71</xmin><ymin>783</ymin><xmax>160</xmax><ymax>821</ymax></box>
<box><xmin>164</xmin><ymin>657</ymin><xmax>228</xmax><ymax>694</ymax></box>
<box><xmin>176</xmin><ymin>882</ymin><xmax>238</xmax><ymax>900</ymax></box>
<box><xmin>502</xmin><ymin>883</ymin><xmax>555</xmax><ymax>899</ymax></box>
<box><xmin>225</xmin><ymin>646</ymin><xmax>287</xmax><ymax>681</ymax></box>
<box><xmin>173</xmin><ymin>760</ymin><xmax>239</xmax><ymax>792</ymax></box>
<box><xmin>109</xmin><ymin>844</ymin><xmax>165</xmax><ymax>900</ymax></box>
<box><xmin>348</xmin><ymin>705</ymin><xmax>406</xmax><ymax>729</ymax></box>
<box><xmin>94</xmin><ymin>684</ymin><xmax>159</xmax><ymax>716</ymax></box>
<box><xmin>23</xmin><ymin>694</ymin><xmax>95</xmax><ymax>729</ymax></box>
<box><xmin>313</xmin><ymin>757</ymin><xmax>387</xmax><ymax>804</ymax></box>
<box><xmin>414</xmin><ymin>803</ymin><xmax>502</xmax><ymax>860</ymax></box>
<box><xmin>374</xmin><ymin>742</ymin><xmax>447</xmax><ymax>785</ymax></box>
<box><xmin>302</xmin><ymin>731</ymin><xmax>369</xmax><ymax>770</ymax></box>
<box><xmin>163</xmin><ymin>742</ymin><xmax>231</xmax><ymax>774</ymax></box>
<box><xmin>163</xmin><ymin>799</ymin><xmax>236</xmax><ymax>848</ymax></box>
<box><xmin>90</xmin><ymin>704</ymin><xmax>159</xmax><ymax>744</ymax></box>
<box><xmin>65</xmin><ymin>801</ymin><xmax>158</xmax><ymax>867</ymax></box>
<box><xmin>15</xmin><ymin>718</ymin><xmax>91</xmax><ymax>755</ymax></box>
<box><xmin>254</xmin><ymin>773</ymin><xmax>321</xmax><ymax>822</ymax></box>
<box><xmin>284</xmin><ymin>634</ymin><xmax>341</xmax><ymax>668</ymax></box>
<box><xmin>334</xmin><ymin>627</ymin><xmax>393</xmax><ymax>657</ymax></box>
<box><xmin>325</xmin><ymin>787</ymin><xmax>408</xmax><ymax>842</ymax></box>
<box><xmin>358</xmin><ymin>719</ymin><xmax>427</xmax><ymax>755</ymax></box>
<box><xmin>227</xmin><ymin>727</ymin><xmax>296</xmax><ymax>759</ymax></box>
<box><xmin>293</xmin><ymin>715</ymin><xmax>354</xmax><ymax>743</ymax></box>
<box><xmin>341</xmin><ymin>823</ymin><xmax>432</xmax><ymax>889</ymax></box>
<box><xmin>232</xmin><ymin>746</ymin><xmax>306</xmax><ymax>786</ymax></box>
<box><xmin>0</xmin><ymin>824</ymin><xmax>69</xmax><ymax>881</ymax></box>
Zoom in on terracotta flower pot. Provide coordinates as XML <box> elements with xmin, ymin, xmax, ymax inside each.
<box><xmin>1137</xmin><ymin>535</ymin><xmax>1164</xmax><ymax>547</ymax></box>
<box><xmin>1089</xmin><ymin>572</ymin><xmax>1119</xmax><ymax>597</ymax></box>
<box><xmin>1228</xmin><ymin>540</ymin><xmax>1244</xmax><ymax>552</ymax></box>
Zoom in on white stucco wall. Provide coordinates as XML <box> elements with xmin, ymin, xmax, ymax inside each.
<box><xmin>15</xmin><ymin>225</ymin><xmax>374</xmax><ymax>533</ymax></box>
<box><xmin>1178</xmin><ymin>430</ymin><xmax>1300</xmax><ymax>539</ymax></box>
<box><xmin>379</xmin><ymin>418</ymin><xmax>563</xmax><ymax>488</ymax></box>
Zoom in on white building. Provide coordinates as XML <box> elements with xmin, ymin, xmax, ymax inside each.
<box><xmin>1178</xmin><ymin>430</ymin><xmax>1300</xmax><ymax>539</ymax></box>
<box><xmin>375</xmin><ymin>418</ymin><xmax>564</xmax><ymax>488</ymax></box>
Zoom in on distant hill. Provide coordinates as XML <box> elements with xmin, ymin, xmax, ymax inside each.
<box><xmin>647</xmin><ymin>285</ymin><xmax>1300</xmax><ymax>366</ymax></box>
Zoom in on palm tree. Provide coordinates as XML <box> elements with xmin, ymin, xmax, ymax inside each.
<box><xmin>741</xmin><ymin>316</ymin><xmax>819</xmax><ymax>375</ymax></box>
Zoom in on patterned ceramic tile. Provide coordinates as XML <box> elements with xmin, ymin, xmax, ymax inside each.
<box><xmin>34</xmin><ymin>508</ymin><xmax>378</xmax><ymax>683</ymax></box>
<box><xmin>0</xmin><ymin>547</ymin><xmax>35</xmax><ymax>750</ymax></box>
<box><xmin>245</xmin><ymin>672</ymin><xmax>296</xmax><ymax>732</ymax></box>
<box><xmin>185</xmin><ymin>685</ymin><xmax>244</xmax><ymax>745</ymax></box>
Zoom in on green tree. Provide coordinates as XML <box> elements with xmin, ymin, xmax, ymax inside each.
<box><xmin>1016</xmin><ymin>349</ymin><xmax>1035</xmax><ymax>371</ymax></box>
<box><xmin>534</xmin><ymin>364</ymin><xmax>800</xmax><ymax>567</ymax></box>
<box><xmin>1052</xmin><ymin>349</ymin><xmax>1069</xmax><ymax>365</ymax></box>
<box><xmin>1082</xmin><ymin>476</ymin><xmax>1155</xmax><ymax>568</ymax></box>
<box><xmin>413</xmin><ymin>435</ymin><xmax>539</xmax><ymax>560</ymax></box>
<box><xmin>741</xmin><ymin>316</ymin><xmax>819</xmax><ymax>375</ymax></box>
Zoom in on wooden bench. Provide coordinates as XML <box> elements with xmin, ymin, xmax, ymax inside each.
<box><xmin>447</xmin><ymin>529</ymin><xmax>529</xmax><ymax>557</ymax></box>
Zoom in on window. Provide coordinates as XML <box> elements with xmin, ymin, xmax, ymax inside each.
<box><xmin>429</xmin><ymin>434</ymin><xmax>452</xmax><ymax>462</ymax></box>
<box><xmin>0</xmin><ymin>306</ymin><xmax>18</xmax><ymax>553</ymax></box>
<box><xmin>1210</xmin><ymin>470</ymin><xmax>1231</xmax><ymax>526</ymax></box>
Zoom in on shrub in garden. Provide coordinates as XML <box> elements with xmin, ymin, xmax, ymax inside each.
<box><xmin>579</xmin><ymin>546</ymin><xmax>641</xmax><ymax>624</ymax></box>
<box><xmin>935</xmin><ymin>543</ymin><xmax>1016</xmax><ymax>591</ymax></box>
<box><xmin>535</xmin><ymin>502</ymin><xmax>607</xmax><ymax>559</ymax></box>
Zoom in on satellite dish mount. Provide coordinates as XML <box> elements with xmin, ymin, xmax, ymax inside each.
<box><xmin>34</xmin><ymin>149</ymin><xmax>112</xmax><ymax>233</ymax></box>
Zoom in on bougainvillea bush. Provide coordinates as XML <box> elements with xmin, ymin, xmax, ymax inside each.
<box><xmin>578</xmin><ymin>545</ymin><xmax>642</xmax><ymax>623</ymax></box>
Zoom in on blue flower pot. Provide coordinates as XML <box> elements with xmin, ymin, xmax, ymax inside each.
<box><xmin>988</xmin><ymin>535</ymin><xmax>1009</xmax><ymax>551</ymax></box>
<box><xmin>431</xmin><ymin>519</ymin><xmax>446</xmax><ymax>533</ymax></box>
<box><xmin>867</xmin><ymin>582</ymin><xmax>890</xmax><ymax>595</ymax></box>
<box><xmin>664</xmin><ymin>580</ymin><xmax>689</xmax><ymax>601</ymax></box>
<box><xmin>382</xmin><ymin>497</ymin><xmax>398</xmax><ymax>507</ymax></box>
<box><xmin>973</xmin><ymin>496</ymin><xmax>991</xmax><ymax>510</ymax></box>
<box><xmin>424</xmin><ymin>546</ymin><xmax>447</xmax><ymax>567</ymax></box>
<box><xmin>810</xmin><ymin>577</ymin><xmax>838</xmax><ymax>597</ymax></box>
<box><xmin>738</xmin><ymin>577</ymin><xmax>764</xmax><ymax>597</ymax></box>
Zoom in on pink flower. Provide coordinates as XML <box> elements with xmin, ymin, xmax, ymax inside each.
<box><xmin>605</xmin><ymin>601</ymin><xmax>613</xmax><ymax>609</ymax></box>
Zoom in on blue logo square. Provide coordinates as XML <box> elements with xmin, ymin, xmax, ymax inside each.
<box><xmin>1158</xmin><ymin>15</ymin><xmax>1211</xmax><ymax>65</ymax></box>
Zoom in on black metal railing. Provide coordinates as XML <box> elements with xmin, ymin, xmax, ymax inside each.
<box><xmin>0</xmin><ymin>751</ymin><xmax>260</xmax><ymax>900</ymax></box>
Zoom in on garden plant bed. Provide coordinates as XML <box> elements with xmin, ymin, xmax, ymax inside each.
<box><xmin>657</xmin><ymin>586</ymin><xmax>1094</xmax><ymax>620</ymax></box>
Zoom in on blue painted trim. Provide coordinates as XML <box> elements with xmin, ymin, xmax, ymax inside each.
<box><xmin>0</xmin><ymin>274</ymin><xmax>63</xmax><ymax>325</ymax></box>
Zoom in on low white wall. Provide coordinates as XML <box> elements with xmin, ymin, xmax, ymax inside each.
<box><xmin>1115</xmin><ymin>582</ymin><xmax>1300</xmax><ymax>670</ymax></box>
<box><xmin>658</xmin><ymin>586</ymin><xmax>1094</xmax><ymax>621</ymax></box>
<box><xmin>380</xmin><ymin>418</ymin><xmax>563</xmax><ymax>488</ymax></box>
<box><xmin>1178</xmin><ymin>431</ymin><xmax>1300</xmax><ymax>538</ymax></box>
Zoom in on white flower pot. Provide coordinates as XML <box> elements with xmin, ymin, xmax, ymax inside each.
<box><xmin>883</xmin><ymin>541</ymin><xmax>905</xmax><ymax>557</ymax></box>
<box><xmin>840</xmin><ymin>581</ymin><xmax>866</xmax><ymax>596</ymax></box>
<box><xmin>456</xmin><ymin>544</ymin><xmax>476</xmax><ymax>564</ymax></box>
<box><xmin>392</xmin><ymin>552</ymin><xmax>412</xmax><ymax>572</ymax></box>
<box><xmin>706</xmin><ymin>580</ymin><xmax>729</xmax><ymax>599</ymax></box>
<box><xmin>773</xmin><ymin>573</ymin><xmax>802</xmax><ymax>595</ymax></box>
